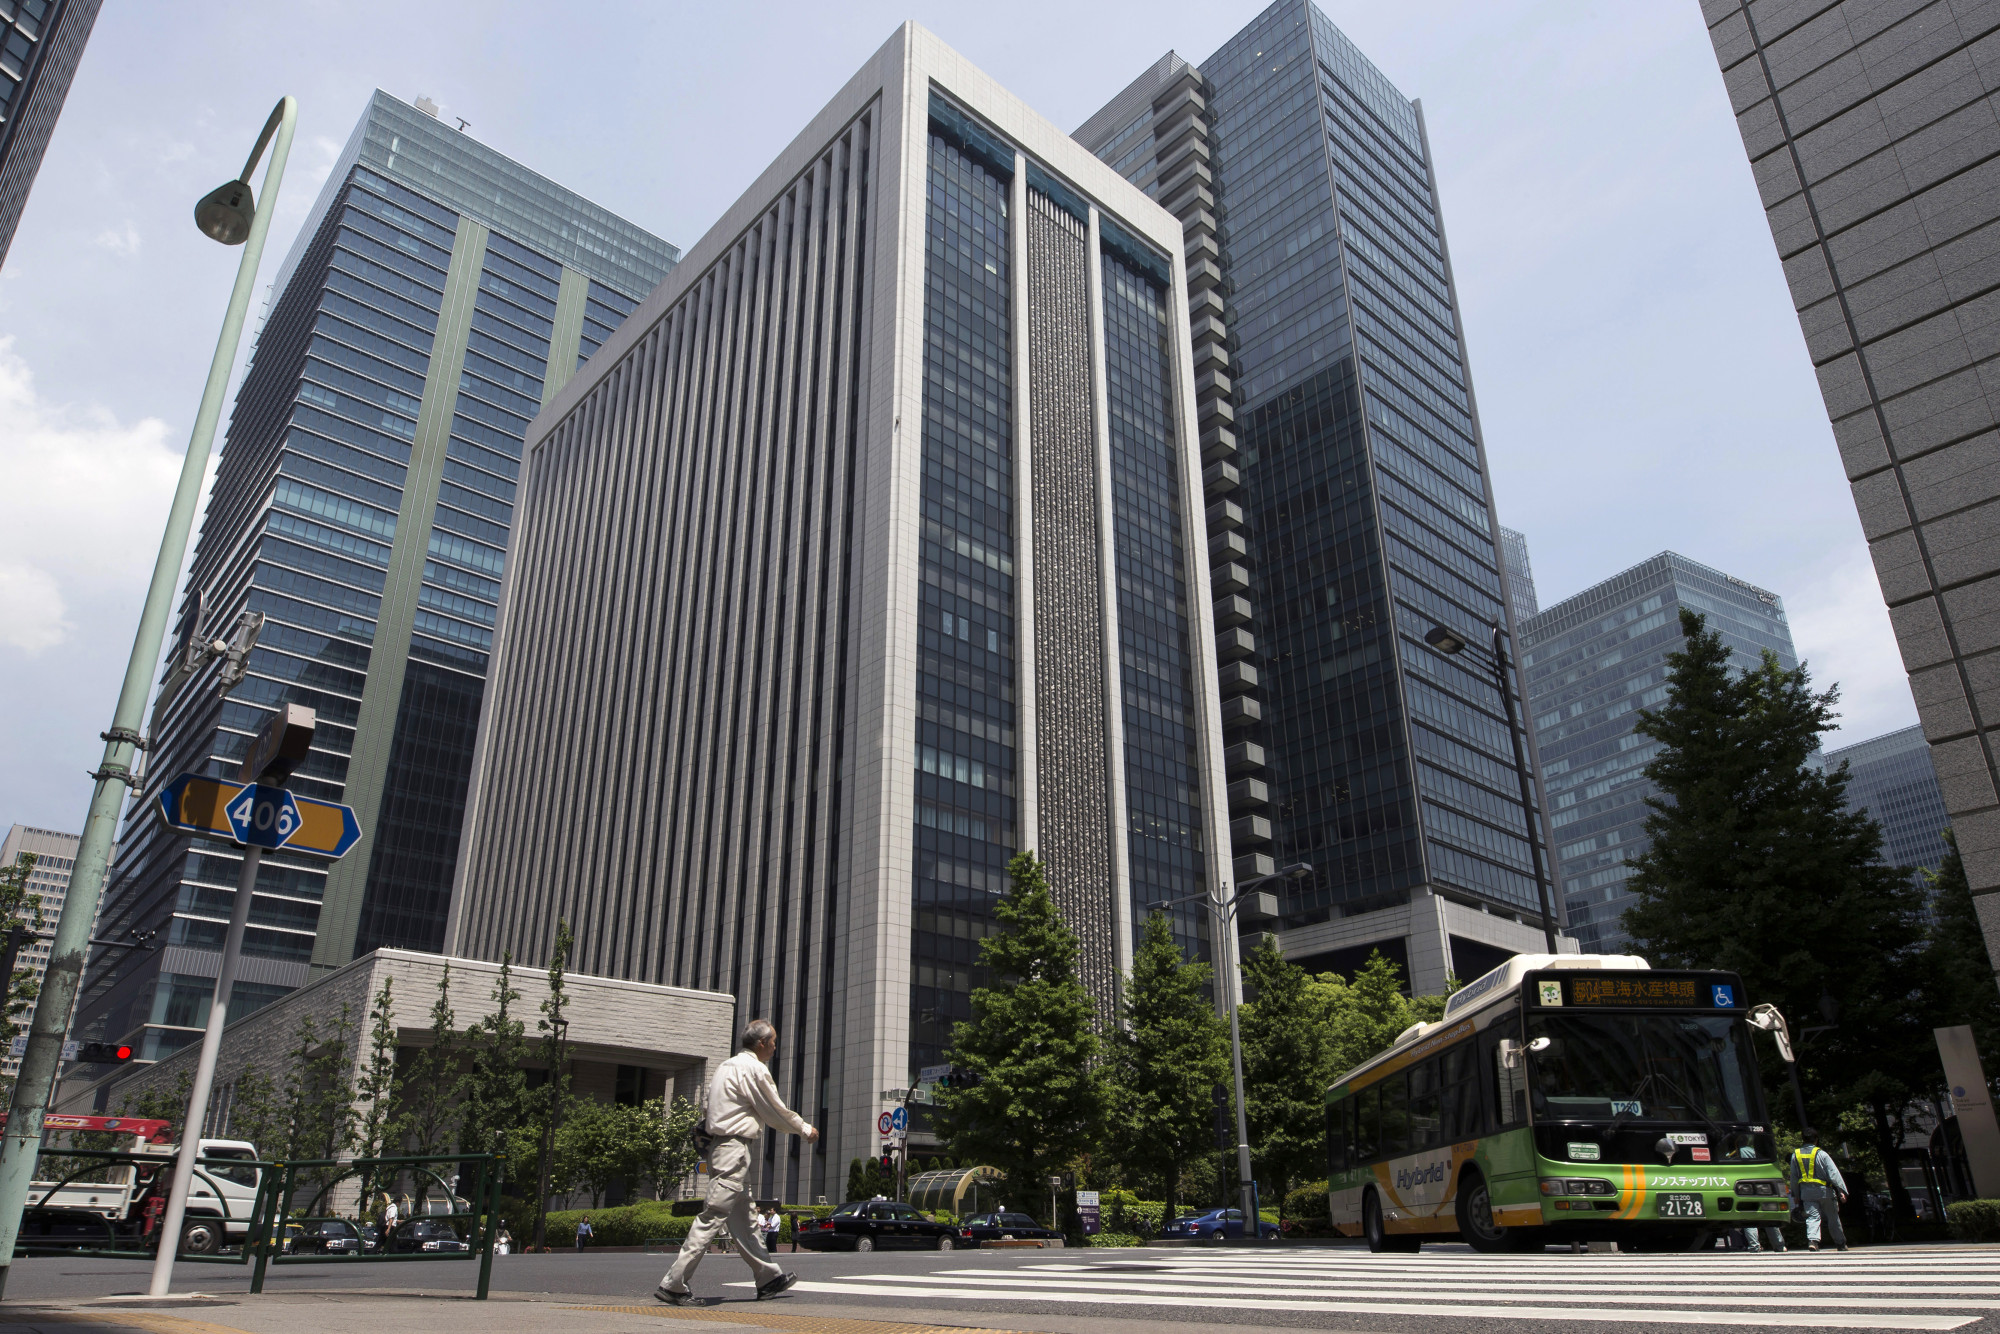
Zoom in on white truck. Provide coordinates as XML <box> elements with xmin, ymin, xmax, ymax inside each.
<box><xmin>17</xmin><ymin>1115</ymin><xmax>261</xmax><ymax>1254</ymax></box>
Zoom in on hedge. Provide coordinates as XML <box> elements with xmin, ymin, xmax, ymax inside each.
<box><xmin>1087</xmin><ymin>1232</ymin><xmax>1145</xmax><ymax>1248</ymax></box>
<box><xmin>1948</xmin><ymin>1200</ymin><xmax>2000</xmax><ymax>1242</ymax></box>
<box><xmin>1284</xmin><ymin>1181</ymin><xmax>1330</xmax><ymax>1220</ymax></box>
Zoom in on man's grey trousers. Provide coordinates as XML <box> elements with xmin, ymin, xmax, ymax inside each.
<box><xmin>662</xmin><ymin>1137</ymin><xmax>781</xmax><ymax>1293</ymax></box>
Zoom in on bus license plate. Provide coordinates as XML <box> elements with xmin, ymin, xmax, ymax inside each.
<box><xmin>1657</xmin><ymin>1193</ymin><xmax>1704</xmax><ymax>1218</ymax></box>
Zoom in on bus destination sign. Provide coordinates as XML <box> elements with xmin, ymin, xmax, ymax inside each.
<box><xmin>1530</xmin><ymin>972</ymin><xmax>1745</xmax><ymax>1010</ymax></box>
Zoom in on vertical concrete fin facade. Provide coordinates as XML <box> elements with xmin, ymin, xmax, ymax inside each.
<box><xmin>1702</xmin><ymin>0</ymin><xmax>2000</xmax><ymax>978</ymax></box>
<box><xmin>449</xmin><ymin>25</ymin><xmax>1217</xmax><ymax>1192</ymax></box>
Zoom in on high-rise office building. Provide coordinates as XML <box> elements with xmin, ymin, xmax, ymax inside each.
<box><xmin>1520</xmin><ymin>553</ymin><xmax>1799</xmax><ymax>954</ymax></box>
<box><xmin>1076</xmin><ymin>1</ymin><xmax>1561</xmax><ymax>993</ymax></box>
<box><xmin>1819</xmin><ymin>723</ymin><xmax>1953</xmax><ymax>894</ymax></box>
<box><xmin>0</xmin><ymin>824</ymin><xmax>81</xmax><ymax>1075</ymax></box>
<box><xmin>1703</xmin><ymin>1</ymin><xmax>2000</xmax><ymax>977</ymax></box>
<box><xmin>78</xmin><ymin>91</ymin><xmax>677</xmax><ymax>1060</ymax></box>
<box><xmin>0</xmin><ymin>0</ymin><xmax>98</xmax><ymax>267</ymax></box>
<box><xmin>1499</xmin><ymin>526</ymin><xmax>1539</xmax><ymax>618</ymax></box>
<box><xmin>448</xmin><ymin>23</ymin><xmax>1231</xmax><ymax>1198</ymax></box>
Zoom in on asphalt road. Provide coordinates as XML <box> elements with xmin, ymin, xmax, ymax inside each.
<box><xmin>6</xmin><ymin>1239</ymin><xmax>1998</xmax><ymax>1334</ymax></box>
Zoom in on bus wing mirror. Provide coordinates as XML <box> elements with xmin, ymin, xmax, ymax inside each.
<box><xmin>1746</xmin><ymin>1003</ymin><xmax>1796</xmax><ymax>1063</ymax></box>
<box><xmin>1526</xmin><ymin>1036</ymin><xmax>1552</xmax><ymax>1055</ymax></box>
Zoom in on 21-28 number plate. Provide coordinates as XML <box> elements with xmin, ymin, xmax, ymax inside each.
<box><xmin>1656</xmin><ymin>1192</ymin><xmax>1705</xmax><ymax>1218</ymax></box>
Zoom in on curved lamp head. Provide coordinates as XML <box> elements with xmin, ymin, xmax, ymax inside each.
<box><xmin>1423</xmin><ymin>625</ymin><xmax>1468</xmax><ymax>656</ymax></box>
<box><xmin>194</xmin><ymin>179</ymin><xmax>256</xmax><ymax>245</ymax></box>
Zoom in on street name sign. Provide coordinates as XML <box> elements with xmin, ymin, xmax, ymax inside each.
<box><xmin>155</xmin><ymin>772</ymin><xmax>360</xmax><ymax>858</ymax></box>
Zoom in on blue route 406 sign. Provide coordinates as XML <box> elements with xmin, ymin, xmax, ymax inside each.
<box><xmin>225</xmin><ymin>784</ymin><xmax>302</xmax><ymax>849</ymax></box>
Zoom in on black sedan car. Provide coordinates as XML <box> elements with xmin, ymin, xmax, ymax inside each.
<box><xmin>388</xmin><ymin>1219</ymin><xmax>469</xmax><ymax>1253</ymax></box>
<box><xmin>957</xmin><ymin>1211</ymin><xmax>1063</xmax><ymax>1248</ymax></box>
<box><xmin>796</xmin><ymin>1200</ymin><xmax>959</xmax><ymax>1252</ymax></box>
<box><xmin>288</xmin><ymin>1219</ymin><xmax>363</xmax><ymax>1255</ymax></box>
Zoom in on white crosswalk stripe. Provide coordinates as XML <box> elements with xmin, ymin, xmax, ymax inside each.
<box><xmin>779</xmin><ymin>1248</ymin><xmax>2000</xmax><ymax>1329</ymax></box>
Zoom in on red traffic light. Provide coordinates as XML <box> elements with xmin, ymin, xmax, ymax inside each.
<box><xmin>74</xmin><ymin>1041</ymin><xmax>135</xmax><ymax>1065</ymax></box>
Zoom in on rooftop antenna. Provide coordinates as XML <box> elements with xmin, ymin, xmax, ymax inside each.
<box><xmin>455</xmin><ymin>117</ymin><xmax>470</xmax><ymax>132</ymax></box>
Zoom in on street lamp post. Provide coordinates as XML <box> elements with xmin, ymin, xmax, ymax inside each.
<box><xmin>1158</xmin><ymin>861</ymin><xmax>1311</xmax><ymax>1243</ymax></box>
<box><xmin>0</xmin><ymin>95</ymin><xmax>298</xmax><ymax>1298</ymax></box>
<box><xmin>1420</xmin><ymin>622</ymin><xmax>1560</xmax><ymax>953</ymax></box>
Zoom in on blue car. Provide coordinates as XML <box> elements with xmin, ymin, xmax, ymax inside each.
<box><xmin>1160</xmin><ymin>1208</ymin><xmax>1279</xmax><ymax>1242</ymax></box>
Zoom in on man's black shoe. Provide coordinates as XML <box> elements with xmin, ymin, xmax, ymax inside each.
<box><xmin>757</xmin><ymin>1272</ymin><xmax>799</xmax><ymax>1300</ymax></box>
<box><xmin>655</xmin><ymin>1286</ymin><xmax>692</xmax><ymax>1305</ymax></box>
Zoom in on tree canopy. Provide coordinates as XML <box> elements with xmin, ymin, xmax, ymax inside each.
<box><xmin>1622</xmin><ymin>609</ymin><xmax>1931</xmax><ymax>1214</ymax></box>
<box><xmin>937</xmin><ymin>850</ymin><xmax>1104</xmax><ymax>1218</ymax></box>
<box><xmin>1106</xmin><ymin>912</ymin><xmax>1228</xmax><ymax>1223</ymax></box>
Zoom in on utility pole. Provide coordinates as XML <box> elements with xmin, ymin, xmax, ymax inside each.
<box><xmin>0</xmin><ymin>95</ymin><xmax>297</xmax><ymax>1299</ymax></box>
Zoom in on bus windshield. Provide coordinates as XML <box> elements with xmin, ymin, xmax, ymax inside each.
<box><xmin>1527</xmin><ymin>1012</ymin><xmax>1760</xmax><ymax>1125</ymax></box>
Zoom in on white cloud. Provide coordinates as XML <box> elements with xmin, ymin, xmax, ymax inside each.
<box><xmin>0</xmin><ymin>338</ymin><xmax>181</xmax><ymax>654</ymax></box>
<box><xmin>1784</xmin><ymin>551</ymin><xmax>1921</xmax><ymax>746</ymax></box>
<box><xmin>92</xmin><ymin>222</ymin><xmax>141</xmax><ymax>256</ymax></box>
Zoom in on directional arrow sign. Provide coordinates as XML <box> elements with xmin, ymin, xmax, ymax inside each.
<box><xmin>891</xmin><ymin>1107</ymin><xmax>908</xmax><ymax>1132</ymax></box>
<box><xmin>155</xmin><ymin>772</ymin><xmax>361</xmax><ymax>859</ymax></box>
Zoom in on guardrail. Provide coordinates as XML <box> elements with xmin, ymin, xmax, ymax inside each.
<box><xmin>12</xmin><ymin>1148</ymin><xmax>506</xmax><ymax>1299</ymax></box>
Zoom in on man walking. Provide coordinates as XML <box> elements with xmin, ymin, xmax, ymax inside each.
<box><xmin>1788</xmin><ymin>1128</ymin><xmax>1849</xmax><ymax>1252</ymax></box>
<box><xmin>657</xmin><ymin>1020</ymin><xmax>818</xmax><ymax>1304</ymax></box>
<box><xmin>576</xmin><ymin>1215</ymin><xmax>593</xmax><ymax>1252</ymax></box>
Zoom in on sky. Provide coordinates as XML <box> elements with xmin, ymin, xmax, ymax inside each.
<box><xmin>0</xmin><ymin>0</ymin><xmax>1917</xmax><ymax>834</ymax></box>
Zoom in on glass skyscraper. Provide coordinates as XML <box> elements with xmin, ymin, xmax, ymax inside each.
<box><xmin>448</xmin><ymin>24</ymin><xmax>1230</xmax><ymax>1199</ymax></box>
<box><xmin>1078</xmin><ymin>0</ymin><xmax>1559</xmax><ymax>992</ymax></box>
<box><xmin>78</xmin><ymin>91</ymin><xmax>676</xmax><ymax>1061</ymax></box>
<box><xmin>0</xmin><ymin>0</ymin><xmax>99</xmax><ymax>267</ymax></box>
<box><xmin>1819</xmin><ymin>724</ymin><xmax>1953</xmax><ymax>901</ymax></box>
<box><xmin>1499</xmin><ymin>526</ymin><xmax>1538</xmax><ymax>618</ymax></box>
<box><xmin>1519</xmin><ymin>553</ymin><xmax>1798</xmax><ymax>955</ymax></box>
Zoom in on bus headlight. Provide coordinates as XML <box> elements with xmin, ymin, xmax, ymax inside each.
<box><xmin>1734</xmin><ymin>1180</ymin><xmax>1783</xmax><ymax>1196</ymax></box>
<box><xmin>1539</xmin><ymin>1178</ymin><xmax>1616</xmax><ymax>1196</ymax></box>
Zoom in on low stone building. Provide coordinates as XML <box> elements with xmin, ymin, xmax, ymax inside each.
<box><xmin>58</xmin><ymin>948</ymin><xmax>734</xmax><ymax>1177</ymax></box>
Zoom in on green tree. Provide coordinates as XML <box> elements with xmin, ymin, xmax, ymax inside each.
<box><xmin>1107</xmin><ymin>912</ymin><xmax>1226</xmax><ymax>1225</ymax></box>
<box><xmin>393</xmin><ymin>962</ymin><xmax>466</xmax><ymax>1160</ymax></box>
<box><xmin>530</xmin><ymin>919</ymin><xmax>575</xmax><ymax>1248</ymax></box>
<box><xmin>459</xmin><ymin>952</ymin><xmax>529</xmax><ymax>1166</ymax></box>
<box><xmin>640</xmin><ymin>1096</ymin><xmax>703</xmax><ymax>1200</ymax></box>
<box><xmin>1922</xmin><ymin>830</ymin><xmax>2000</xmax><ymax>1061</ymax></box>
<box><xmin>1237</xmin><ymin>934</ymin><xmax>1332</xmax><ymax>1217</ymax></box>
<box><xmin>224</xmin><ymin>1063</ymin><xmax>281</xmax><ymax>1153</ymax></box>
<box><xmin>353</xmin><ymin>977</ymin><xmax>398</xmax><ymax>1165</ymax></box>
<box><xmin>119</xmin><ymin>1071</ymin><xmax>194</xmax><ymax>1137</ymax></box>
<box><xmin>936</xmin><ymin>851</ymin><xmax>1103</xmax><ymax>1220</ymax></box>
<box><xmin>256</xmin><ymin>1005</ymin><xmax>357</xmax><ymax>1212</ymax></box>
<box><xmin>1621</xmin><ymin>609</ymin><xmax>1929</xmax><ymax>1217</ymax></box>
<box><xmin>1320</xmin><ymin>952</ymin><xmax>1429</xmax><ymax>1078</ymax></box>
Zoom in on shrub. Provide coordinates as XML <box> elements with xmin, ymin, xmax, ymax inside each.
<box><xmin>1285</xmin><ymin>1180</ymin><xmax>1330</xmax><ymax>1220</ymax></box>
<box><xmin>1948</xmin><ymin>1199</ymin><xmax>2000</xmax><ymax>1242</ymax></box>
<box><xmin>533</xmin><ymin>1201</ymin><xmax>694</xmax><ymax>1248</ymax></box>
<box><xmin>1087</xmin><ymin>1232</ymin><xmax>1144</xmax><ymax>1247</ymax></box>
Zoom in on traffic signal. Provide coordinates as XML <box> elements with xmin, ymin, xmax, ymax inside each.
<box><xmin>74</xmin><ymin>1042</ymin><xmax>134</xmax><ymax>1065</ymax></box>
<box><xmin>878</xmin><ymin>1151</ymin><xmax>894</xmax><ymax>1172</ymax></box>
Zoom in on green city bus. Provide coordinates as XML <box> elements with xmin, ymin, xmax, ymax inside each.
<box><xmin>1325</xmin><ymin>955</ymin><xmax>1792</xmax><ymax>1252</ymax></box>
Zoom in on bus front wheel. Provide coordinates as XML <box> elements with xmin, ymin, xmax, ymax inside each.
<box><xmin>1363</xmin><ymin>1190</ymin><xmax>1419</xmax><ymax>1254</ymax></box>
<box><xmin>1456</xmin><ymin>1171</ymin><xmax>1538</xmax><ymax>1254</ymax></box>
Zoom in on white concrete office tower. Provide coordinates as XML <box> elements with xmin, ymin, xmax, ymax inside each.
<box><xmin>447</xmin><ymin>25</ymin><xmax>1231</xmax><ymax>1201</ymax></box>
<box><xmin>0</xmin><ymin>824</ymin><xmax>82</xmax><ymax>1077</ymax></box>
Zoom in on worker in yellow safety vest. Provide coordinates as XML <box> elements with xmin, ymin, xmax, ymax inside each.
<box><xmin>1787</xmin><ymin>1127</ymin><xmax>1848</xmax><ymax>1252</ymax></box>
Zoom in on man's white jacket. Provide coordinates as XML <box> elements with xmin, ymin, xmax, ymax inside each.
<box><xmin>706</xmin><ymin>1049</ymin><xmax>815</xmax><ymax>1140</ymax></box>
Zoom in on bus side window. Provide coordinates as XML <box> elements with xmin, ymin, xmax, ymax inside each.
<box><xmin>1327</xmin><ymin>1098</ymin><xmax>1348</xmax><ymax>1174</ymax></box>
<box><xmin>1408</xmin><ymin>1057</ymin><xmax>1441</xmax><ymax>1150</ymax></box>
<box><xmin>1379</xmin><ymin>1071</ymin><xmax>1411</xmax><ymax>1158</ymax></box>
<box><xmin>1356</xmin><ymin>1084</ymin><xmax>1381</xmax><ymax>1166</ymax></box>
<box><xmin>1440</xmin><ymin>1043</ymin><xmax>1478</xmax><ymax>1143</ymax></box>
